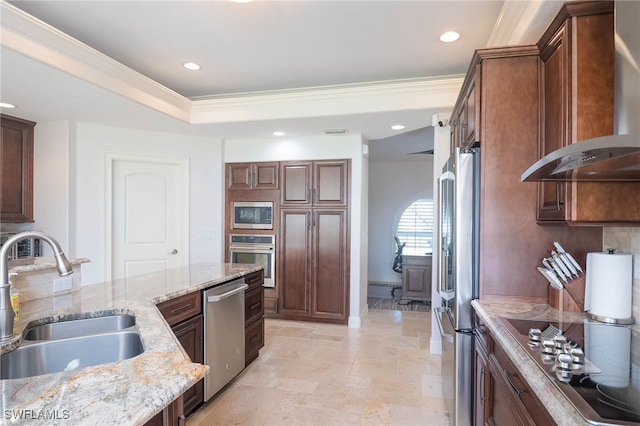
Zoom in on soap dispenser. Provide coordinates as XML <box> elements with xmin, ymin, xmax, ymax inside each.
<box><xmin>9</xmin><ymin>272</ymin><xmax>19</xmax><ymax>319</ymax></box>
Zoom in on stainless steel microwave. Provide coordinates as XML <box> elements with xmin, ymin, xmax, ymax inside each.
<box><xmin>232</xmin><ymin>201</ymin><xmax>273</xmax><ymax>230</ymax></box>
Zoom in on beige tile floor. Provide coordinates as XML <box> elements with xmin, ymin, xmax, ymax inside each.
<box><xmin>189</xmin><ymin>308</ymin><xmax>452</xmax><ymax>426</ymax></box>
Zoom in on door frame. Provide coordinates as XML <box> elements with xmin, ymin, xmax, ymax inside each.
<box><xmin>104</xmin><ymin>151</ymin><xmax>190</xmax><ymax>281</ymax></box>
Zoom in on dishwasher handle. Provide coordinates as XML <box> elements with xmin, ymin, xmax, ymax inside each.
<box><xmin>207</xmin><ymin>283</ymin><xmax>248</xmax><ymax>302</ymax></box>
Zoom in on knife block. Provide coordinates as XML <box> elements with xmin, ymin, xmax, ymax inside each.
<box><xmin>548</xmin><ymin>275</ymin><xmax>586</xmax><ymax>312</ymax></box>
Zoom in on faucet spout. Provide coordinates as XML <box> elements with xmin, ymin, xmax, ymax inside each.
<box><xmin>0</xmin><ymin>231</ymin><xmax>73</xmax><ymax>340</ymax></box>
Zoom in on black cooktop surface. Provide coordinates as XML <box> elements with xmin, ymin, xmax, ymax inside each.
<box><xmin>500</xmin><ymin>318</ymin><xmax>639</xmax><ymax>425</ymax></box>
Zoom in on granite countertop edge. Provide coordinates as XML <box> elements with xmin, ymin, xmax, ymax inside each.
<box><xmin>471</xmin><ymin>298</ymin><xmax>588</xmax><ymax>426</ymax></box>
<box><xmin>1</xmin><ymin>262</ymin><xmax>264</xmax><ymax>425</ymax></box>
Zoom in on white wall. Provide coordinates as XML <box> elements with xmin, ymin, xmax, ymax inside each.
<box><xmin>73</xmin><ymin>123</ymin><xmax>224</xmax><ymax>284</ymax></box>
<box><xmin>367</xmin><ymin>158</ymin><xmax>434</xmax><ymax>285</ymax></box>
<box><xmin>225</xmin><ymin>134</ymin><xmax>368</xmax><ymax>327</ymax></box>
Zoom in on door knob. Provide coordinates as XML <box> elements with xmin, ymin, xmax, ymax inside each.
<box><xmin>168</xmin><ymin>249</ymin><xmax>178</xmax><ymax>255</ymax></box>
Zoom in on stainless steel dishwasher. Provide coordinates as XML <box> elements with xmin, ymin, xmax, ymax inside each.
<box><xmin>202</xmin><ymin>278</ymin><xmax>248</xmax><ymax>400</ymax></box>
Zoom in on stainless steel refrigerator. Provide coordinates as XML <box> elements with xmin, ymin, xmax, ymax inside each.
<box><xmin>435</xmin><ymin>147</ymin><xmax>480</xmax><ymax>426</ymax></box>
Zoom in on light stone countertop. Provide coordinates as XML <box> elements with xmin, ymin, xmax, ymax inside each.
<box><xmin>472</xmin><ymin>298</ymin><xmax>640</xmax><ymax>426</ymax></box>
<box><xmin>1</xmin><ymin>262</ymin><xmax>263</xmax><ymax>425</ymax></box>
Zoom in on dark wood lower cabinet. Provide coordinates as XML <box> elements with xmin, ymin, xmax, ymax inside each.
<box><xmin>155</xmin><ymin>292</ymin><xmax>204</xmax><ymax>422</ymax></box>
<box><xmin>172</xmin><ymin>315</ymin><xmax>204</xmax><ymax>416</ymax></box>
<box><xmin>244</xmin><ymin>270</ymin><xmax>265</xmax><ymax>366</ymax></box>
<box><xmin>474</xmin><ymin>317</ymin><xmax>555</xmax><ymax>426</ymax></box>
<box><xmin>144</xmin><ymin>396</ymin><xmax>185</xmax><ymax>426</ymax></box>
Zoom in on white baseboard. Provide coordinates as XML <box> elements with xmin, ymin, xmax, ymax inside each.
<box><xmin>430</xmin><ymin>336</ymin><xmax>442</xmax><ymax>355</ymax></box>
<box><xmin>349</xmin><ymin>304</ymin><xmax>368</xmax><ymax>328</ymax></box>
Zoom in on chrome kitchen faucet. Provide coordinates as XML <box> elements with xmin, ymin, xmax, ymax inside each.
<box><xmin>0</xmin><ymin>231</ymin><xmax>73</xmax><ymax>340</ymax></box>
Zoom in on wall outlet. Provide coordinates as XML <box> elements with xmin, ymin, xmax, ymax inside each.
<box><xmin>53</xmin><ymin>276</ymin><xmax>73</xmax><ymax>294</ymax></box>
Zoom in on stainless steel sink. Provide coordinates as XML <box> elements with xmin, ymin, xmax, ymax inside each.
<box><xmin>1</xmin><ymin>331</ymin><xmax>144</xmax><ymax>379</ymax></box>
<box><xmin>24</xmin><ymin>314</ymin><xmax>136</xmax><ymax>340</ymax></box>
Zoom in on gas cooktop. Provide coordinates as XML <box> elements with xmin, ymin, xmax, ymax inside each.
<box><xmin>499</xmin><ymin>317</ymin><xmax>639</xmax><ymax>426</ymax></box>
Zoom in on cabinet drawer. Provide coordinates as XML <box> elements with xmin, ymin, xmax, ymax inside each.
<box><xmin>244</xmin><ymin>270</ymin><xmax>264</xmax><ymax>291</ymax></box>
<box><xmin>491</xmin><ymin>341</ymin><xmax>554</xmax><ymax>425</ymax></box>
<box><xmin>157</xmin><ymin>292</ymin><xmax>202</xmax><ymax>327</ymax></box>
<box><xmin>245</xmin><ymin>317</ymin><xmax>264</xmax><ymax>366</ymax></box>
<box><xmin>245</xmin><ymin>286</ymin><xmax>264</xmax><ymax>325</ymax></box>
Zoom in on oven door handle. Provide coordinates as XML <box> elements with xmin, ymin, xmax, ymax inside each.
<box><xmin>229</xmin><ymin>246</ymin><xmax>274</xmax><ymax>252</ymax></box>
<box><xmin>207</xmin><ymin>283</ymin><xmax>248</xmax><ymax>303</ymax></box>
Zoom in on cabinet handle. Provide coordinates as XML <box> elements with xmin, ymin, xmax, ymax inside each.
<box><xmin>249</xmin><ymin>334</ymin><xmax>260</xmax><ymax>343</ymax></box>
<box><xmin>480</xmin><ymin>367</ymin><xmax>486</xmax><ymax>404</ymax></box>
<box><xmin>175</xmin><ymin>322</ymin><xmax>197</xmax><ymax>335</ymax></box>
<box><xmin>506</xmin><ymin>372</ymin><xmax>526</xmax><ymax>395</ymax></box>
<box><xmin>170</xmin><ymin>304</ymin><xmax>193</xmax><ymax>315</ymax></box>
<box><xmin>249</xmin><ymin>302</ymin><xmax>261</xmax><ymax>311</ymax></box>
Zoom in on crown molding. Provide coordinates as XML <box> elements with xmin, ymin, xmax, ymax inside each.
<box><xmin>487</xmin><ymin>0</ymin><xmax>565</xmax><ymax>46</ymax></box>
<box><xmin>190</xmin><ymin>76</ymin><xmax>464</xmax><ymax>124</ymax></box>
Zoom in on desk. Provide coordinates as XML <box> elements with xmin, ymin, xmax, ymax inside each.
<box><xmin>401</xmin><ymin>253</ymin><xmax>432</xmax><ymax>302</ymax></box>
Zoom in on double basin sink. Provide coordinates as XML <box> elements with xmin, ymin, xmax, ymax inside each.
<box><xmin>1</xmin><ymin>314</ymin><xmax>144</xmax><ymax>379</ymax></box>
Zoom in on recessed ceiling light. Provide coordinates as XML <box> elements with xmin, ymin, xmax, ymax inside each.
<box><xmin>183</xmin><ymin>62</ymin><xmax>201</xmax><ymax>71</ymax></box>
<box><xmin>0</xmin><ymin>102</ymin><xmax>16</xmax><ymax>109</ymax></box>
<box><xmin>391</xmin><ymin>124</ymin><xmax>405</xmax><ymax>130</ymax></box>
<box><xmin>273</xmin><ymin>131</ymin><xmax>285</xmax><ymax>136</ymax></box>
<box><xmin>440</xmin><ymin>31</ymin><xmax>460</xmax><ymax>43</ymax></box>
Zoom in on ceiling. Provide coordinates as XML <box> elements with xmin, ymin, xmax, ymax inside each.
<box><xmin>1</xmin><ymin>1</ymin><xmax>563</xmax><ymax>158</ymax></box>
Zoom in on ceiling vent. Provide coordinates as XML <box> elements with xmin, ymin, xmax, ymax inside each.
<box><xmin>323</xmin><ymin>128</ymin><xmax>348</xmax><ymax>135</ymax></box>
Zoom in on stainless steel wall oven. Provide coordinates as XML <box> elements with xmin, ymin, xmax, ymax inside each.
<box><xmin>229</xmin><ymin>234</ymin><xmax>275</xmax><ymax>288</ymax></box>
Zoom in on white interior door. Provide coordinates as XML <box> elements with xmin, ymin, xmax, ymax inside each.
<box><xmin>109</xmin><ymin>154</ymin><xmax>188</xmax><ymax>280</ymax></box>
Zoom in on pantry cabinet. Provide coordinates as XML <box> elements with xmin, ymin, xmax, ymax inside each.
<box><xmin>279</xmin><ymin>208</ymin><xmax>349</xmax><ymax>323</ymax></box>
<box><xmin>0</xmin><ymin>114</ymin><xmax>35</xmax><ymax>223</ymax></box>
<box><xmin>226</xmin><ymin>162</ymin><xmax>279</xmax><ymax>190</ymax></box>
<box><xmin>536</xmin><ymin>1</ymin><xmax>640</xmax><ymax>224</ymax></box>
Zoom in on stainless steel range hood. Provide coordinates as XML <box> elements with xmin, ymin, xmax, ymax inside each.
<box><xmin>522</xmin><ymin>1</ymin><xmax>640</xmax><ymax>182</ymax></box>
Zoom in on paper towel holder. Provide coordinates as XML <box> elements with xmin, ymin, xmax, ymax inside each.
<box><xmin>586</xmin><ymin>248</ymin><xmax>635</xmax><ymax>325</ymax></box>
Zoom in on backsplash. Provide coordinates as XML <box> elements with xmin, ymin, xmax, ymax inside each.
<box><xmin>602</xmin><ymin>228</ymin><xmax>640</xmax><ymax>324</ymax></box>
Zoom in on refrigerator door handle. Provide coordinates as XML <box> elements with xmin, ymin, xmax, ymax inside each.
<box><xmin>435</xmin><ymin>307</ymin><xmax>454</xmax><ymax>342</ymax></box>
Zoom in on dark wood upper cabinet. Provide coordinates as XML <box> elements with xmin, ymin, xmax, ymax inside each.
<box><xmin>1</xmin><ymin>114</ymin><xmax>35</xmax><ymax>223</ymax></box>
<box><xmin>227</xmin><ymin>162</ymin><xmax>279</xmax><ymax>190</ymax></box>
<box><xmin>536</xmin><ymin>1</ymin><xmax>640</xmax><ymax>225</ymax></box>
<box><xmin>450</xmin><ymin>64</ymin><xmax>480</xmax><ymax>152</ymax></box>
<box><xmin>281</xmin><ymin>160</ymin><xmax>349</xmax><ymax>207</ymax></box>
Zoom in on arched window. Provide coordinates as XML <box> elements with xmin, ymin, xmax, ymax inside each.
<box><xmin>396</xmin><ymin>199</ymin><xmax>434</xmax><ymax>252</ymax></box>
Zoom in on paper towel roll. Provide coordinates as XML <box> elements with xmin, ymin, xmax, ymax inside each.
<box><xmin>585</xmin><ymin>252</ymin><xmax>633</xmax><ymax>320</ymax></box>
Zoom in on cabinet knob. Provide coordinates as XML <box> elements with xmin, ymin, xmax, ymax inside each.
<box><xmin>168</xmin><ymin>249</ymin><xmax>178</xmax><ymax>255</ymax></box>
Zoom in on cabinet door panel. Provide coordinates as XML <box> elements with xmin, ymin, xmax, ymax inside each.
<box><xmin>314</xmin><ymin>161</ymin><xmax>348</xmax><ymax>207</ymax></box>
<box><xmin>312</xmin><ymin>209</ymin><xmax>348</xmax><ymax>321</ymax></box>
<box><xmin>281</xmin><ymin>162</ymin><xmax>312</xmax><ymax>205</ymax></box>
<box><xmin>253</xmin><ymin>162</ymin><xmax>279</xmax><ymax>189</ymax></box>
<box><xmin>172</xmin><ymin>315</ymin><xmax>204</xmax><ymax>416</ymax></box>
<box><xmin>1</xmin><ymin>115</ymin><xmax>34</xmax><ymax>223</ymax></box>
<box><xmin>279</xmin><ymin>209</ymin><xmax>311</xmax><ymax>316</ymax></box>
<box><xmin>538</xmin><ymin>27</ymin><xmax>569</xmax><ymax>221</ymax></box>
<box><xmin>227</xmin><ymin>163</ymin><xmax>253</xmax><ymax>190</ymax></box>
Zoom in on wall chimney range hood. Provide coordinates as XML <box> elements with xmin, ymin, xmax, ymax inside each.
<box><xmin>522</xmin><ymin>1</ymin><xmax>640</xmax><ymax>182</ymax></box>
